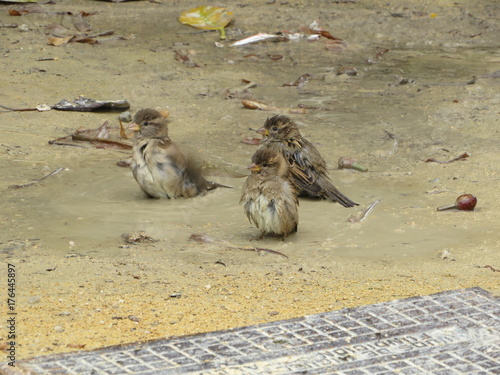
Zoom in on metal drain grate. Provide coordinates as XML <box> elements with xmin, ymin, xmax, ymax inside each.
<box><xmin>3</xmin><ymin>288</ymin><xmax>499</xmax><ymax>374</ymax></box>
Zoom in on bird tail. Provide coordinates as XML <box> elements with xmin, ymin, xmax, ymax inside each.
<box><xmin>317</xmin><ymin>177</ymin><xmax>358</xmax><ymax>207</ymax></box>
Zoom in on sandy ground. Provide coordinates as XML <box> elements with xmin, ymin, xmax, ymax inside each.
<box><xmin>0</xmin><ymin>0</ymin><xmax>499</xmax><ymax>361</ymax></box>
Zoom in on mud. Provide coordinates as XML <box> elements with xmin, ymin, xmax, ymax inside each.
<box><xmin>0</xmin><ymin>0</ymin><xmax>499</xmax><ymax>359</ymax></box>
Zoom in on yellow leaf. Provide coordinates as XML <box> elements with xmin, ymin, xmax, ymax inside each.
<box><xmin>178</xmin><ymin>6</ymin><xmax>233</xmax><ymax>40</ymax></box>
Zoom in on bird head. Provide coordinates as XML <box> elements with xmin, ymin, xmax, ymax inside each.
<box><xmin>256</xmin><ymin>114</ymin><xmax>301</xmax><ymax>141</ymax></box>
<box><xmin>128</xmin><ymin>108</ymin><xmax>170</xmax><ymax>138</ymax></box>
<box><xmin>248</xmin><ymin>148</ymin><xmax>288</xmax><ymax>178</ymax></box>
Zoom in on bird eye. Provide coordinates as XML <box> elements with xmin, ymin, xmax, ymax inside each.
<box><xmin>272</xmin><ymin>126</ymin><xmax>278</xmax><ymax>131</ymax></box>
<box><xmin>262</xmin><ymin>162</ymin><xmax>268</xmax><ymax>167</ymax></box>
<box><xmin>143</xmin><ymin>121</ymin><xmax>149</xmax><ymax>126</ymax></box>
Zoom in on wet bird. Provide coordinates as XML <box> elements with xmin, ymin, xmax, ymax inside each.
<box><xmin>129</xmin><ymin>108</ymin><xmax>223</xmax><ymax>199</ymax></box>
<box><xmin>256</xmin><ymin>114</ymin><xmax>358</xmax><ymax>207</ymax></box>
<box><xmin>240</xmin><ymin>147</ymin><xmax>299</xmax><ymax>239</ymax></box>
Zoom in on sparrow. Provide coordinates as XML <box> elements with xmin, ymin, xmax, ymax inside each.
<box><xmin>129</xmin><ymin>108</ymin><xmax>224</xmax><ymax>199</ymax></box>
<box><xmin>256</xmin><ymin>114</ymin><xmax>358</xmax><ymax>207</ymax></box>
<box><xmin>240</xmin><ymin>147</ymin><xmax>299</xmax><ymax>239</ymax></box>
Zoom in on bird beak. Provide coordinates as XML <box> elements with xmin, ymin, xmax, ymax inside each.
<box><xmin>247</xmin><ymin>163</ymin><xmax>261</xmax><ymax>172</ymax></box>
<box><xmin>256</xmin><ymin>127</ymin><xmax>269</xmax><ymax>136</ymax></box>
<box><xmin>127</xmin><ymin>122</ymin><xmax>140</xmax><ymax>132</ymax></box>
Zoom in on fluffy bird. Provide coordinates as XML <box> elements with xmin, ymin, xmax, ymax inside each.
<box><xmin>129</xmin><ymin>108</ymin><xmax>219</xmax><ymax>199</ymax></box>
<box><xmin>240</xmin><ymin>147</ymin><xmax>299</xmax><ymax>238</ymax></box>
<box><xmin>256</xmin><ymin>114</ymin><xmax>358</xmax><ymax>207</ymax></box>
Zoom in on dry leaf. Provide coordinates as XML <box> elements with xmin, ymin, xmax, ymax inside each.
<box><xmin>44</xmin><ymin>24</ymin><xmax>74</xmax><ymax>37</ymax></box>
<box><xmin>241</xmin><ymin>99</ymin><xmax>271</xmax><ymax>110</ymax></box>
<box><xmin>240</xmin><ymin>137</ymin><xmax>261</xmax><ymax>145</ymax></box>
<box><xmin>48</xmin><ymin>36</ymin><xmax>73</xmax><ymax>46</ymax></box>
<box><xmin>325</xmin><ymin>39</ymin><xmax>347</xmax><ymax>51</ymax></box>
<box><xmin>9</xmin><ymin>9</ymin><xmax>24</xmax><ymax>16</ymax></box>
<box><xmin>73</xmin><ymin>36</ymin><xmax>98</xmax><ymax>44</ymax></box>
<box><xmin>73</xmin><ymin>15</ymin><xmax>92</xmax><ymax>32</ymax></box>
<box><xmin>241</xmin><ymin>99</ymin><xmax>307</xmax><ymax>114</ymax></box>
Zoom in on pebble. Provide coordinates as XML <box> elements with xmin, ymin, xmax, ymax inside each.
<box><xmin>119</xmin><ymin>111</ymin><xmax>132</xmax><ymax>122</ymax></box>
<box><xmin>28</xmin><ymin>296</ymin><xmax>41</xmax><ymax>304</ymax></box>
<box><xmin>53</xmin><ymin>326</ymin><xmax>65</xmax><ymax>333</ymax></box>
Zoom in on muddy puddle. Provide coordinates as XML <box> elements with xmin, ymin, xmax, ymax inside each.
<box><xmin>1</xmin><ymin>0</ymin><xmax>499</xmax><ymax>360</ymax></box>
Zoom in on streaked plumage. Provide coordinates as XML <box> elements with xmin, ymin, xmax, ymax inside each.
<box><xmin>240</xmin><ymin>148</ymin><xmax>298</xmax><ymax>238</ymax></box>
<box><xmin>256</xmin><ymin>114</ymin><xmax>358</xmax><ymax>207</ymax></box>
<box><xmin>129</xmin><ymin>108</ymin><xmax>212</xmax><ymax>199</ymax></box>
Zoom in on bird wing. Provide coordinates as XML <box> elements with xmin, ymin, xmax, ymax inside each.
<box><xmin>284</xmin><ymin>138</ymin><xmax>358</xmax><ymax>207</ymax></box>
<box><xmin>282</xmin><ymin>138</ymin><xmax>323</xmax><ymax>193</ymax></box>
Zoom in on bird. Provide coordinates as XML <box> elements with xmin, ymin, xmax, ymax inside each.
<box><xmin>255</xmin><ymin>114</ymin><xmax>358</xmax><ymax>207</ymax></box>
<box><xmin>128</xmin><ymin>108</ymin><xmax>225</xmax><ymax>199</ymax></box>
<box><xmin>240</xmin><ymin>147</ymin><xmax>299</xmax><ymax>239</ymax></box>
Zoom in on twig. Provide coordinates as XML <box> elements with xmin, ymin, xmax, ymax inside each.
<box><xmin>0</xmin><ymin>103</ymin><xmax>38</xmax><ymax>112</ymax></box>
<box><xmin>189</xmin><ymin>233</ymin><xmax>288</xmax><ymax>258</ymax></box>
<box><xmin>9</xmin><ymin>168</ymin><xmax>64</xmax><ymax>189</ymax></box>
<box><xmin>425</xmin><ymin>152</ymin><xmax>469</xmax><ymax>164</ymax></box>
<box><xmin>482</xmin><ymin>265</ymin><xmax>500</xmax><ymax>272</ymax></box>
<box><xmin>48</xmin><ymin>140</ymin><xmax>89</xmax><ymax>148</ymax></box>
<box><xmin>71</xmin><ymin>134</ymin><xmax>132</xmax><ymax>149</ymax></box>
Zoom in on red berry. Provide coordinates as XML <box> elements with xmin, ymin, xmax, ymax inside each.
<box><xmin>455</xmin><ymin>194</ymin><xmax>477</xmax><ymax>211</ymax></box>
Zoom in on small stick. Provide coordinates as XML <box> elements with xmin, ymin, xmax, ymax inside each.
<box><xmin>71</xmin><ymin>134</ymin><xmax>132</xmax><ymax>149</ymax></box>
<box><xmin>48</xmin><ymin>140</ymin><xmax>89</xmax><ymax>148</ymax></box>
<box><xmin>0</xmin><ymin>103</ymin><xmax>38</xmax><ymax>112</ymax></box>
<box><xmin>189</xmin><ymin>233</ymin><xmax>288</xmax><ymax>258</ymax></box>
<box><xmin>425</xmin><ymin>152</ymin><xmax>469</xmax><ymax>164</ymax></box>
<box><xmin>9</xmin><ymin>167</ymin><xmax>64</xmax><ymax>189</ymax></box>
<box><xmin>482</xmin><ymin>265</ymin><xmax>500</xmax><ymax>272</ymax></box>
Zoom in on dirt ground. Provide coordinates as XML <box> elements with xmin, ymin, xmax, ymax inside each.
<box><xmin>0</xmin><ymin>0</ymin><xmax>499</xmax><ymax>361</ymax></box>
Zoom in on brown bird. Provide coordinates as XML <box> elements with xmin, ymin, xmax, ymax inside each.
<box><xmin>240</xmin><ymin>147</ymin><xmax>299</xmax><ymax>239</ymax></box>
<box><xmin>256</xmin><ymin>114</ymin><xmax>358</xmax><ymax>207</ymax></box>
<box><xmin>129</xmin><ymin>108</ymin><xmax>223</xmax><ymax>199</ymax></box>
